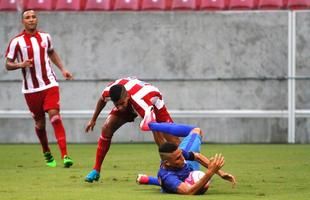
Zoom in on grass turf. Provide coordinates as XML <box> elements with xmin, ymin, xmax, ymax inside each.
<box><xmin>0</xmin><ymin>144</ymin><xmax>309</xmax><ymax>200</ymax></box>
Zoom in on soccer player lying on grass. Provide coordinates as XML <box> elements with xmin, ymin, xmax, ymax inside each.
<box><xmin>137</xmin><ymin>123</ymin><xmax>236</xmax><ymax>195</ymax></box>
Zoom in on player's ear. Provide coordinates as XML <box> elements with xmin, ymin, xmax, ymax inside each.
<box><xmin>163</xmin><ymin>160</ymin><xmax>171</xmax><ymax>167</ymax></box>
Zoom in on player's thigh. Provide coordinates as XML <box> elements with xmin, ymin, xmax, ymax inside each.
<box><xmin>43</xmin><ymin>86</ymin><xmax>60</xmax><ymax>112</ymax></box>
<box><xmin>179</xmin><ymin>132</ymin><xmax>202</xmax><ymax>153</ymax></box>
<box><xmin>24</xmin><ymin>91</ymin><xmax>45</xmax><ymax>121</ymax></box>
<box><xmin>102</xmin><ymin>114</ymin><xmax>128</xmax><ymax>137</ymax></box>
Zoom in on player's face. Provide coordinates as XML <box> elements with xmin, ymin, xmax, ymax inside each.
<box><xmin>166</xmin><ymin>149</ymin><xmax>185</xmax><ymax>169</ymax></box>
<box><xmin>22</xmin><ymin>10</ymin><xmax>38</xmax><ymax>32</ymax></box>
<box><xmin>114</xmin><ymin>96</ymin><xmax>129</xmax><ymax>112</ymax></box>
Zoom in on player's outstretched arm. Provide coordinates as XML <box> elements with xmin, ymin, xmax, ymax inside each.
<box><xmin>85</xmin><ymin>98</ymin><xmax>107</xmax><ymax>133</ymax></box>
<box><xmin>177</xmin><ymin>154</ymin><xmax>225</xmax><ymax>195</ymax></box>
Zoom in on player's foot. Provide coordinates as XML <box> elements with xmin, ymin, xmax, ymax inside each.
<box><xmin>140</xmin><ymin>106</ymin><xmax>156</xmax><ymax>131</ymax></box>
<box><xmin>44</xmin><ymin>152</ymin><xmax>56</xmax><ymax>167</ymax></box>
<box><xmin>136</xmin><ymin>174</ymin><xmax>149</xmax><ymax>184</ymax></box>
<box><xmin>63</xmin><ymin>155</ymin><xmax>74</xmax><ymax>168</ymax></box>
<box><xmin>85</xmin><ymin>169</ymin><xmax>100</xmax><ymax>183</ymax></box>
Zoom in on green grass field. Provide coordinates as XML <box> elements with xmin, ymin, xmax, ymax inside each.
<box><xmin>0</xmin><ymin>144</ymin><xmax>309</xmax><ymax>200</ymax></box>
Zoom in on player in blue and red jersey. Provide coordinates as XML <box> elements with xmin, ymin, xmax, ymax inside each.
<box><xmin>138</xmin><ymin>122</ymin><xmax>237</xmax><ymax>194</ymax></box>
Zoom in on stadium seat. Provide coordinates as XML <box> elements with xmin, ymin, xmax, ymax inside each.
<box><xmin>55</xmin><ymin>0</ymin><xmax>83</xmax><ymax>10</ymax></box>
<box><xmin>84</xmin><ymin>0</ymin><xmax>113</xmax><ymax>10</ymax></box>
<box><xmin>229</xmin><ymin>0</ymin><xmax>256</xmax><ymax>10</ymax></box>
<box><xmin>114</xmin><ymin>0</ymin><xmax>140</xmax><ymax>10</ymax></box>
<box><xmin>0</xmin><ymin>0</ymin><xmax>25</xmax><ymax>10</ymax></box>
<box><xmin>26</xmin><ymin>0</ymin><xmax>54</xmax><ymax>10</ymax></box>
<box><xmin>200</xmin><ymin>0</ymin><xmax>226</xmax><ymax>10</ymax></box>
<box><xmin>258</xmin><ymin>0</ymin><xmax>284</xmax><ymax>9</ymax></box>
<box><xmin>141</xmin><ymin>0</ymin><xmax>170</xmax><ymax>10</ymax></box>
<box><xmin>171</xmin><ymin>0</ymin><xmax>198</xmax><ymax>10</ymax></box>
<box><xmin>286</xmin><ymin>0</ymin><xmax>309</xmax><ymax>9</ymax></box>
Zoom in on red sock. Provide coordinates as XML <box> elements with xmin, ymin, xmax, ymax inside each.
<box><xmin>93</xmin><ymin>133</ymin><xmax>111</xmax><ymax>172</ymax></box>
<box><xmin>50</xmin><ymin>115</ymin><xmax>67</xmax><ymax>158</ymax></box>
<box><xmin>35</xmin><ymin>127</ymin><xmax>50</xmax><ymax>153</ymax></box>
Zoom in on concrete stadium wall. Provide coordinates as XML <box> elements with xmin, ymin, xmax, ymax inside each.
<box><xmin>0</xmin><ymin>11</ymin><xmax>309</xmax><ymax>143</ymax></box>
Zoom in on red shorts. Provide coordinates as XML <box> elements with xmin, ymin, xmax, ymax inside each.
<box><xmin>110</xmin><ymin>105</ymin><xmax>173</xmax><ymax>123</ymax></box>
<box><xmin>24</xmin><ymin>86</ymin><xmax>60</xmax><ymax>121</ymax></box>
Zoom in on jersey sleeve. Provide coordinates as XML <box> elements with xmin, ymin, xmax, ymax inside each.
<box><xmin>5</xmin><ymin>38</ymin><xmax>19</xmax><ymax>61</ymax></box>
<box><xmin>100</xmin><ymin>81</ymin><xmax>115</xmax><ymax>102</ymax></box>
<box><xmin>160</xmin><ymin>174</ymin><xmax>183</xmax><ymax>193</ymax></box>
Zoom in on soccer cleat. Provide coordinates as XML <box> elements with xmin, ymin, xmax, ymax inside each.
<box><xmin>63</xmin><ymin>155</ymin><xmax>74</xmax><ymax>168</ymax></box>
<box><xmin>136</xmin><ymin>174</ymin><xmax>149</xmax><ymax>184</ymax></box>
<box><xmin>44</xmin><ymin>152</ymin><xmax>57</xmax><ymax>167</ymax></box>
<box><xmin>85</xmin><ymin>169</ymin><xmax>100</xmax><ymax>183</ymax></box>
<box><xmin>140</xmin><ymin>106</ymin><xmax>156</xmax><ymax>131</ymax></box>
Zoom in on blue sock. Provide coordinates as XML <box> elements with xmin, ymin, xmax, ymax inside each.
<box><xmin>148</xmin><ymin>176</ymin><xmax>160</xmax><ymax>186</ymax></box>
<box><xmin>148</xmin><ymin>123</ymin><xmax>197</xmax><ymax>137</ymax></box>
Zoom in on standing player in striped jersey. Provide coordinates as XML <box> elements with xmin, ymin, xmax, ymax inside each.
<box><xmin>5</xmin><ymin>10</ymin><xmax>73</xmax><ymax>168</ymax></box>
<box><xmin>84</xmin><ymin>77</ymin><xmax>180</xmax><ymax>182</ymax></box>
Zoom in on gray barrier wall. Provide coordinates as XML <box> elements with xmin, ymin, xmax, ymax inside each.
<box><xmin>0</xmin><ymin>11</ymin><xmax>309</xmax><ymax>143</ymax></box>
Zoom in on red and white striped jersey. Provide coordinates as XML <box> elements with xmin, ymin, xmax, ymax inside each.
<box><xmin>101</xmin><ymin>77</ymin><xmax>165</xmax><ymax>118</ymax></box>
<box><xmin>5</xmin><ymin>30</ymin><xmax>58</xmax><ymax>93</ymax></box>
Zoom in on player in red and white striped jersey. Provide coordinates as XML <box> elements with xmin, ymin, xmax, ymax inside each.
<box><xmin>5</xmin><ymin>10</ymin><xmax>73</xmax><ymax>168</ymax></box>
<box><xmin>84</xmin><ymin>77</ymin><xmax>180</xmax><ymax>182</ymax></box>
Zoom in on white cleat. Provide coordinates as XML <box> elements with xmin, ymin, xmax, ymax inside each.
<box><xmin>140</xmin><ymin>106</ymin><xmax>156</xmax><ymax>131</ymax></box>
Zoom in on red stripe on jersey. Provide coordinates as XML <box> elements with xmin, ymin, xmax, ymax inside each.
<box><xmin>47</xmin><ymin>36</ymin><xmax>51</xmax><ymax>49</ymax></box>
<box><xmin>36</xmin><ymin>34</ymin><xmax>50</xmax><ymax>85</ymax></box>
<box><xmin>24</xmin><ymin>36</ymin><xmax>39</xmax><ymax>88</ymax></box>
<box><xmin>22</xmin><ymin>68</ymin><xmax>28</xmax><ymax>90</ymax></box>
<box><xmin>12</xmin><ymin>42</ymin><xmax>20</xmax><ymax>61</ymax></box>
<box><xmin>118</xmin><ymin>79</ymin><xmax>130</xmax><ymax>85</ymax></box>
<box><xmin>5</xmin><ymin>32</ymin><xmax>23</xmax><ymax>58</ymax></box>
<box><xmin>128</xmin><ymin>84</ymin><xmax>142</xmax><ymax>95</ymax></box>
<box><xmin>142</xmin><ymin>91</ymin><xmax>161</xmax><ymax>107</ymax></box>
<box><xmin>102</xmin><ymin>90</ymin><xmax>109</xmax><ymax>99</ymax></box>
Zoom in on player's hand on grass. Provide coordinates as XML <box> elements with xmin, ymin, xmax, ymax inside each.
<box><xmin>221</xmin><ymin>172</ymin><xmax>237</xmax><ymax>187</ymax></box>
<box><xmin>208</xmin><ymin>154</ymin><xmax>225</xmax><ymax>174</ymax></box>
<box><xmin>85</xmin><ymin>120</ymin><xmax>96</xmax><ymax>133</ymax></box>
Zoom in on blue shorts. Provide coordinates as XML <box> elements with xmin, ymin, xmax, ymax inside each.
<box><xmin>179</xmin><ymin>131</ymin><xmax>202</xmax><ymax>170</ymax></box>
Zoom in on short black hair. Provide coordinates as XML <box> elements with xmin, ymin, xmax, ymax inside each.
<box><xmin>158</xmin><ymin>142</ymin><xmax>178</xmax><ymax>153</ymax></box>
<box><xmin>22</xmin><ymin>9</ymin><xmax>35</xmax><ymax>19</ymax></box>
<box><xmin>109</xmin><ymin>84</ymin><xmax>126</xmax><ymax>102</ymax></box>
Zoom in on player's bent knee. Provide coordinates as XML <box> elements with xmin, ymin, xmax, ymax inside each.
<box><xmin>35</xmin><ymin>124</ymin><xmax>45</xmax><ymax>131</ymax></box>
<box><xmin>35</xmin><ymin>120</ymin><xmax>46</xmax><ymax>130</ymax></box>
<box><xmin>191</xmin><ymin>128</ymin><xmax>203</xmax><ymax>137</ymax></box>
<box><xmin>100</xmin><ymin>127</ymin><xmax>114</xmax><ymax>138</ymax></box>
<box><xmin>50</xmin><ymin>114</ymin><xmax>62</xmax><ymax>125</ymax></box>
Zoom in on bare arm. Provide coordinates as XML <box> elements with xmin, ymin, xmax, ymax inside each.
<box><xmin>48</xmin><ymin>49</ymin><xmax>73</xmax><ymax>80</ymax></box>
<box><xmin>85</xmin><ymin>98</ymin><xmax>107</xmax><ymax>133</ymax></box>
<box><xmin>176</xmin><ymin>154</ymin><xmax>225</xmax><ymax>195</ymax></box>
<box><xmin>5</xmin><ymin>58</ymin><xmax>33</xmax><ymax>71</ymax></box>
<box><xmin>194</xmin><ymin>152</ymin><xmax>236</xmax><ymax>186</ymax></box>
